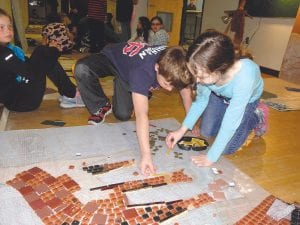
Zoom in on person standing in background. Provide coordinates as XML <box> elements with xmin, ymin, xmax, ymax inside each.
<box><xmin>87</xmin><ymin>0</ymin><xmax>107</xmax><ymax>53</ymax></box>
<box><xmin>70</xmin><ymin>0</ymin><xmax>88</xmax><ymax>50</ymax></box>
<box><xmin>116</xmin><ymin>0</ymin><xmax>138</xmax><ymax>42</ymax></box>
<box><xmin>70</xmin><ymin>0</ymin><xmax>88</xmax><ymax>26</ymax></box>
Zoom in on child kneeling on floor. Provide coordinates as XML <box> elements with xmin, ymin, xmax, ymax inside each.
<box><xmin>166</xmin><ymin>30</ymin><xmax>269</xmax><ymax>167</ymax></box>
<box><xmin>0</xmin><ymin>8</ymin><xmax>84</xmax><ymax>112</ymax></box>
<box><xmin>74</xmin><ymin>42</ymin><xmax>194</xmax><ymax>175</ymax></box>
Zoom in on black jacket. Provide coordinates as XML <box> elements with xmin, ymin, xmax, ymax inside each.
<box><xmin>0</xmin><ymin>45</ymin><xmax>60</xmax><ymax>105</ymax></box>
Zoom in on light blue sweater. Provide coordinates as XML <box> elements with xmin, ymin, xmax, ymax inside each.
<box><xmin>182</xmin><ymin>59</ymin><xmax>263</xmax><ymax>162</ymax></box>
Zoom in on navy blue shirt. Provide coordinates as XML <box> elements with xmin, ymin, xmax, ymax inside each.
<box><xmin>101</xmin><ymin>42</ymin><xmax>166</xmax><ymax>96</ymax></box>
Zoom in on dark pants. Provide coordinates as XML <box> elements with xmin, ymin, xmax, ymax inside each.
<box><xmin>74</xmin><ymin>53</ymin><xmax>133</xmax><ymax>121</ymax></box>
<box><xmin>119</xmin><ymin>21</ymin><xmax>131</xmax><ymax>42</ymax></box>
<box><xmin>88</xmin><ymin>18</ymin><xmax>105</xmax><ymax>52</ymax></box>
<box><xmin>6</xmin><ymin>46</ymin><xmax>76</xmax><ymax>112</ymax></box>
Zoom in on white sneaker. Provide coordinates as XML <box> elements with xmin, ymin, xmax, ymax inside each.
<box><xmin>60</xmin><ymin>91</ymin><xmax>85</xmax><ymax>108</ymax></box>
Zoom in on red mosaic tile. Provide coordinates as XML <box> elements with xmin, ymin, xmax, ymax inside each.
<box><xmin>46</xmin><ymin>197</ymin><xmax>63</xmax><ymax>209</ymax></box>
<box><xmin>19</xmin><ymin>186</ymin><xmax>34</xmax><ymax>196</ymax></box>
<box><xmin>19</xmin><ymin>173</ymin><xmax>35</xmax><ymax>182</ymax></box>
<box><xmin>212</xmin><ymin>191</ymin><xmax>226</xmax><ymax>201</ymax></box>
<box><xmin>68</xmin><ymin>165</ymin><xmax>75</xmax><ymax>169</ymax></box>
<box><xmin>30</xmin><ymin>199</ymin><xmax>46</xmax><ymax>210</ymax></box>
<box><xmin>123</xmin><ymin>208</ymin><xmax>139</xmax><ymax>220</ymax></box>
<box><xmin>55</xmin><ymin>188</ymin><xmax>69</xmax><ymax>199</ymax></box>
<box><xmin>63</xmin><ymin>180</ymin><xmax>79</xmax><ymax>191</ymax></box>
<box><xmin>63</xmin><ymin>204</ymin><xmax>81</xmax><ymax>216</ymax></box>
<box><xmin>9</xmin><ymin>179</ymin><xmax>26</xmax><ymax>190</ymax></box>
<box><xmin>33</xmin><ymin>183</ymin><xmax>50</xmax><ymax>194</ymax></box>
<box><xmin>35</xmin><ymin>206</ymin><xmax>53</xmax><ymax>219</ymax></box>
<box><xmin>28</xmin><ymin>167</ymin><xmax>43</xmax><ymax>174</ymax></box>
<box><xmin>43</xmin><ymin>176</ymin><xmax>56</xmax><ymax>186</ymax></box>
<box><xmin>24</xmin><ymin>192</ymin><xmax>40</xmax><ymax>203</ymax></box>
<box><xmin>83</xmin><ymin>201</ymin><xmax>99</xmax><ymax>214</ymax></box>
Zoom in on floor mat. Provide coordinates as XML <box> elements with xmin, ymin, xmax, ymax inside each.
<box><xmin>264</xmin><ymin>97</ymin><xmax>300</xmax><ymax>111</ymax></box>
<box><xmin>0</xmin><ymin>118</ymin><xmax>283</xmax><ymax>225</ymax></box>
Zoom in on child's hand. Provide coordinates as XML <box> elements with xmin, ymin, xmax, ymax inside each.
<box><xmin>139</xmin><ymin>155</ymin><xmax>156</xmax><ymax>176</ymax></box>
<box><xmin>191</xmin><ymin>154</ymin><xmax>213</xmax><ymax>167</ymax></box>
<box><xmin>166</xmin><ymin>127</ymin><xmax>186</xmax><ymax>149</ymax></box>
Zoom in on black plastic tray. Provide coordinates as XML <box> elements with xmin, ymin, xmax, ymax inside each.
<box><xmin>177</xmin><ymin>136</ymin><xmax>209</xmax><ymax>151</ymax></box>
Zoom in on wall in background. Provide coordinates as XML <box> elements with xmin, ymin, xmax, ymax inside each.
<box><xmin>292</xmin><ymin>7</ymin><xmax>300</xmax><ymax>33</ymax></box>
<box><xmin>201</xmin><ymin>0</ymin><xmax>296</xmax><ymax>71</ymax></box>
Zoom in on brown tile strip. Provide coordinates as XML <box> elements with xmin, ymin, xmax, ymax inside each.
<box><xmin>6</xmin><ymin>167</ymin><xmax>216</xmax><ymax>225</ymax></box>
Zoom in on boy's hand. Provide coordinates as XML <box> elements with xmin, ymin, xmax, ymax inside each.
<box><xmin>139</xmin><ymin>155</ymin><xmax>156</xmax><ymax>176</ymax></box>
<box><xmin>190</xmin><ymin>154</ymin><xmax>213</xmax><ymax>167</ymax></box>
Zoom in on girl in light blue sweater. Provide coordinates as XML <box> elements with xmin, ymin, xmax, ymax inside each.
<box><xmin>166</xmin><ymin>30</ymin><xmax>269</xmax><ymax>166</ymax></box>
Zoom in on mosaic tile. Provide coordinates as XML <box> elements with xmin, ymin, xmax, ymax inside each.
<box><xmin>234</xmin><ymin>196</ymin><xmax>290</xmax><ymax>225</ymax></box>
<box><xmin>6</xmin><ymin>167</ymin><xmax>222</xmax><ymax>225</ymax></box>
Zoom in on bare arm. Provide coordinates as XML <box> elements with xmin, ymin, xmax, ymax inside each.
<box><xmin>132</xmin><ymin>92</ymin><xmax>156</xmax><ymax>176</ymax></box>
<box><xmin>179</xmin><ymin>87</ymin><xmax>193</xmax><ymax>113</ymax></box>
<box><xmin>179</xmin><ymin>86</ymin><xmax>200</xmax><ymax>136</ymax></box>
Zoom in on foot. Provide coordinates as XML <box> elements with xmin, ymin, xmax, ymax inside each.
<box><xmin>254</xmin><ymin>102</ymin><xmax>269</xmax><ymax>136</ymax></box>
<box><xmin>60</xmin><ymin>91</ymin><xmax>85</xmax><ymax>108</ymax></box>
<box><xmin>88</xmin><ymin>102</ymin><xmax>112</xmax><ymax>125</ymax></box>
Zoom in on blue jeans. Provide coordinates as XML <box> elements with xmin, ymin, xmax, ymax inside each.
<box><xmin>200</xmin><ymin>92</ymin><xmax>259</xmax><ymax>154</ymax></box>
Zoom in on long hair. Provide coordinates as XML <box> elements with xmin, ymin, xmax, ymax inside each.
<box><xmin>187</xmin><ymin>30</ymin><xmax>235</xmax><ymax>76</ymax></box>
<box><xmin>137</xmin><ymin>16</ymin><xmax>151</xmax><ymax>42</ymax></box>
<box><xmin>157</xmin><ymin>46</ymin><xmax>194</xmax><ymax>90</ymax></box>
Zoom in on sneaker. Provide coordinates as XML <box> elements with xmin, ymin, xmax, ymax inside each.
<box><xmin>88</xmin><ymin>102</ymin><xmax>112</xmax><ymax>125</ymax></box>
<box><xmin>254</xmin><ymin>102</ymin><xmax>269</xmax><ymax>136</ymax></box>
<box><xmin>60</xmin><ymin>91</ymin><xmax>85</xmax><ymax>108</ymax></box>
<box><xmin>58</xmin><ymin>95</ymin><xmax>63</xmax><ymax>102</ymax></box>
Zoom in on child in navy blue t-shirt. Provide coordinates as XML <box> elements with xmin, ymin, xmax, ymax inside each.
<box><xmin>75</xmin><ymin>42</ymin><xmax>193</xmax><ymax>175</ymax></box>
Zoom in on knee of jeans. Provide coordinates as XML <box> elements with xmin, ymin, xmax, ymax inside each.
<box><xmin>114</xmin><ymin>110</ymin><xmax>131</xmax><ymax>121</ymax></box>
<box><xmin>74</xmin><ymin>62</ymin><xmax>88</xmax><ymax>81</ymax></box>
<box><xmin>200</xmin><ymin>124</ymin><xmax>216</xmax><ymax>138</ymax></box>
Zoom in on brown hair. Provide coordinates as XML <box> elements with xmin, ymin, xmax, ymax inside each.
<box><xmin>0</xmin><ymin>8</ymin><xmax>12</xmax><ymax>21</ymax></box>
<box><xmin>157</xmin><ymin>46</ymin><xmax>194</xmax><ymax>90</ymax></box>
<box><xmin>187</xmin><ymin>29</ymin><xmax>235</xmax><ymax>76</ymax></box>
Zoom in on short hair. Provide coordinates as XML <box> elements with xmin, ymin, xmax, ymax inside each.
<box><xmin>0</xmin><ymin>8</ymin><xmax>12</xmax><ymax>21</ymax></box>
<box><xmin>157</xmin><ymin>46</ymin><xmax>194</xmax><ymax>90</ymax></box>
<box><xmin>151</xmin><ymin>16</ymin><xmax>163</xmax><ymax>25</ymax></box>
<box><xmin>187</xmin><ymin>29</ymin><xmax>235</xmax><ymax>75</ymax></box>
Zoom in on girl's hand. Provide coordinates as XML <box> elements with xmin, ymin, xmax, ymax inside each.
<box><xmin>139</xmin><ymin>155</ymin><xmax>156</xmax><ymax>176</ymax></box>
<box><xmin>166</xmin><ymin>130</ymin><xmax>184</xmax><ymax>149</ymax></box>
<box><xmin>191</xmin><ymin>155</ymin><xmax>213</xmax><ymax>167</ymax></box>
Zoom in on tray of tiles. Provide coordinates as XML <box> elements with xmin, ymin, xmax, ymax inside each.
<box><xmin>177</xmin><ymin>136</ymin><xmax>209</xmax><ymax>151</ymax></box>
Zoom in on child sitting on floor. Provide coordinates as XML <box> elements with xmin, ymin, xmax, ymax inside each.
<box><xmin>166</xmin><ymin>30</ymin><xmax>269</xmax><ymax>167</ymax></box>
<box><xmin>0</xmin><ymin>8</ymin><xmax>84</xmax><ymax>112</ymax></box>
